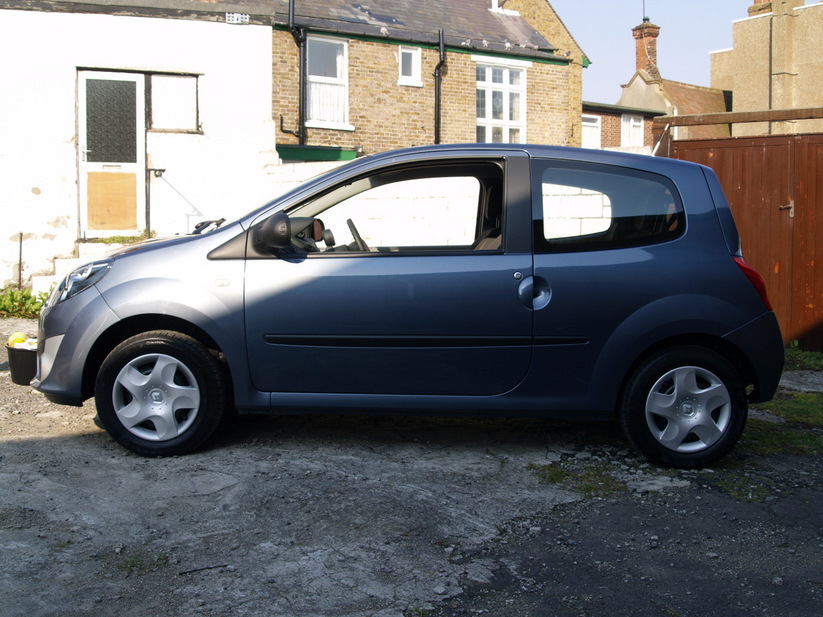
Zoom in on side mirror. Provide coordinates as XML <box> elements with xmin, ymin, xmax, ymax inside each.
<box><xmin>256</xmin><ymin>211</ymin><xmax>292</xmax><ymax>250</ymax></box>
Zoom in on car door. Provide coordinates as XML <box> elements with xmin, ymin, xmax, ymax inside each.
<box><xmin>244</xmin><ymin>153</ymin><xmax>534</xmax><ymax>397</ymax></box>
<box><xmin>528</xmin><ymin>157</ymin><xmax>686</xmax><ymax>406</ymax></box>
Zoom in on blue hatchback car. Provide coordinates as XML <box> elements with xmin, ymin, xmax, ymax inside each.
<box><xmin>34</xmin><ymin>145</ymin><xmax>784</xmax><ymax>468</ymax></box>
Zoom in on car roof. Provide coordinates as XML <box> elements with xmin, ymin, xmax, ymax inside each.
<box><xmin>361</xmin><ymin>143</ymin><xmax>706</xmax><ymax>171</ymax></box>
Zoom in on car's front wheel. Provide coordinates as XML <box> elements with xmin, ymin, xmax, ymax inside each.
<box><xmin>620</xmin><ymin>346</ymin><xmax>748</xmax><ymax>468</ymax></box>
<box><xmin>94</xmin><ymin>331</ymin><xmax>227</xmax><ymax>456</ymax></box>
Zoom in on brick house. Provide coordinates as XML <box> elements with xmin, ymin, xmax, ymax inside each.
<box><xmin>580</xmin><ymin>102</ymin><xmax>663</xmax><ymax>154</ymax></box>
<box><xmin>273</xmin><ymin>0</ymin><xmax>587</xmax><ymax>160</ymax></box>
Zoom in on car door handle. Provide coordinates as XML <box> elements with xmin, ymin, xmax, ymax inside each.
<box><xmin>517</xmin><ymin>276</ymin><xmax>551</xmax><ymax>310</ymax></box>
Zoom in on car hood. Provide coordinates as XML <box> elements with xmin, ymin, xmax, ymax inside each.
<box><xmin>104</xmin><ymin>227</ymin><xmax>235</xmax><ymax>260</ymax></box>
<box><xmin>104</xmin><ymin>236</ymin><xmax>178</xmax><ymax>256</ymax></box>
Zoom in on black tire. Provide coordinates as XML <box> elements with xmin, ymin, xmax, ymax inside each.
<box><xmin>620</xmin><ymin>345</ymin><xmax>747</xmax><ymax>468</ymax></box>
<box><xmin>94</xmin><ymin>331</ymin><xmax>227</xmax><ymax>456</ymax></box>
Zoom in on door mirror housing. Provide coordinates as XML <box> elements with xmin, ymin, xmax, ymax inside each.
<box><xmin>256</xmin><ymin>211</ymin><xmax>292</xmax><ymax>250</ymax></box>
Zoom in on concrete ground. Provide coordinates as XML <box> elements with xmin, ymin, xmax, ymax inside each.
<box><xmin>1</xmin><ymin>318</ymin><xmax>821</xmax><ymax>617</ymax></box>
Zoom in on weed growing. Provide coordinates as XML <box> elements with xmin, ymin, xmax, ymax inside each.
<box><xmin>784</xmin><ymin>345</ymin><xmax>823</xmax><ymax>371</ymax></box>
<box><xmin>528</xmin><ymin>460</ymin><xmax>628</xmax><ymax>498</ymax></box>
<box><xmin>745</xmin><ymin>391</ymin><xmax>823</xmax><ymax>456</ymax></box>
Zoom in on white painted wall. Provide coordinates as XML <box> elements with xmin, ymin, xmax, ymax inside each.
<box><xmin>0</xmin><ymin>9</ymin><xmax>281</xmax><ymax>288</ymax></box>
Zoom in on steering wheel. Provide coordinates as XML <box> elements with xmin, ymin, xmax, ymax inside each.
<box><xmin>346</xmin><ymin>219</ymin><xmax>370</xmax><ymax>252</ymax></box>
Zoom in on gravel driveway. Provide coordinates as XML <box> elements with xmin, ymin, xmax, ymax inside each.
<box><xmin>1</xmin><ymin>318</ymin><xmax>821</xmax><ymax>617</ymax></box>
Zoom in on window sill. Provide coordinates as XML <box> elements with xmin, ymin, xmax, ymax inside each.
<box><xmin>306</xmin><ymin>120</ymin><xmax>356</xmax><ymax>132</ymax></box>
<box><xmin>148</xmin><ymin>128</ymin><xmax>203</xmax><ymax>135</ymax></box>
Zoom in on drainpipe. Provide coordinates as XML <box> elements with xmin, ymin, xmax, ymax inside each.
<box><xmin>17</xmin><ymin>232</ymin><xmax>23</xmax><ymax>289</ymax></box>
<box><xmin>288</xmin><ymin>0</ymin><xmax>307</xmax><ymax>145</ymax></box>
<box><xmin>433</xmin><ymin>29</ymin><xmax>446</xmax><ymax>144</ymax></box>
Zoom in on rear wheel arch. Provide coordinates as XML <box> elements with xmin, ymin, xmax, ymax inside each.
<box><xmin>616</xmin><ymin>334</ymin><xmax>756</xmax><ymax>410</ymax></box>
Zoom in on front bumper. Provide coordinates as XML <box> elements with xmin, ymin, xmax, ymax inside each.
<box><xmin>32</xmin><ymin>287</ymin><xmax>119</xmax><ymax>406</ymax></box>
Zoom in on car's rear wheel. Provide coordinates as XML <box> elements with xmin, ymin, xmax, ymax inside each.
<box><xmin>94</xmin><ymin>331</ymin><xmax>227</xmax><ymax>456</ymax></box>
<box><xmin>620</xmin><ymin>346</ymin><xmax>747</xmax><ymax>468</ymax></box>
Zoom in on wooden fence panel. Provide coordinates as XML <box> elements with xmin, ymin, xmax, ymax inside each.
<box><xmin>672</xmin><ymin>135</ymin><xmax>822</xmax><ymax>350</ymax></box>
<box><xmin>794</xmin><ymin>135</ymin><xmax>823</xmax><ymax>349</ymax></box>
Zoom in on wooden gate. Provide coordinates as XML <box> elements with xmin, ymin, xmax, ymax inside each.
<box><xmin>672</xmin><ymin>135</ymin><xmax>823</xmax><ymax>350</ymax></box>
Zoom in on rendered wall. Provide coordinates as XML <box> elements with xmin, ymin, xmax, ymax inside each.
<box><xmin>710</xmin><ymin>2</ymin><xmax>823</xmax><ymax>136</ymax></box>
<box><xmin>0</xmin><ymin>9</ymin><xmax>278</xmax><ymax>288</ymax></box>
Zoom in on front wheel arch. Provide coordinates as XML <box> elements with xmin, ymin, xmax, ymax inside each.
<box><xmin>81</xmin><ymin>315</ymin><xmax>231</xmax><ymax>402</ymax></box>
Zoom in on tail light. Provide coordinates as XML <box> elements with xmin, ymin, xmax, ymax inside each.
<box><xmin>734</xmin><ymin>257</ymin><xmax>773</xmax><ymax>312</ymax></box>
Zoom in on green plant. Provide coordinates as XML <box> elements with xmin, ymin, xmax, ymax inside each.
<box><xmin>528</xmin><ymin>460</ymin><xmax>628</xmax><ymax>498</ymax></box>
<box><xmin>79</xmin><ymin>230</ymin><xmax>156</xmax><ymax>245</ymax></box>
<box><xmin>115</xmin><ymin>550</ymin><xmax>170</xmax><ymax>575</ymax></box>
<box><xmin>706</xmin><ymin>470</ymin><xmax>784</xmax><ymax>502</ymax></box>
<box><xmin>0</xmin><ymin>287</ymin><xmax>48</xmax><ymax>318</ymax></box>
<box><xmin>743</xmin><ymin>391</ymin><xmax>823</xmax><ymax>456</ymax></box>
<box><xmin>784</xmin><ymin>342</ymin><xmax>823</xmax><ymax>371</ymax></box>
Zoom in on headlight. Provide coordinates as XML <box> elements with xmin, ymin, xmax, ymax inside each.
<box><xmin>48</xmin><ymin>260</ymin><xmax>112</xmax><ymax>306</ymax></box>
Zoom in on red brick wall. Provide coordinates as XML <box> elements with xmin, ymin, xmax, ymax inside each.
<box><xmin>584</xmin><ymin>109</ymin><xmax>657</xmax><ymax>149</ymax></box>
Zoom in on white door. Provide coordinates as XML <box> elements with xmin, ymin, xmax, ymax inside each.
<box><xmin>78</xmin><ymin>71</ymin><xmax>146</xmax><ymax>236</ymax></box>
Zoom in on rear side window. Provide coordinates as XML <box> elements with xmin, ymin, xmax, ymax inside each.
<box><xmin>533</xmin><ymin>160</ymin><xmax>684</xmax><ymax>253</ymax></box>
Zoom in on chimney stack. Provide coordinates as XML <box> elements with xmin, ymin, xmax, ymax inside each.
<box><xmin>749</xmin><ymin>0</ymin><xmax>773</xmax><ymax>17</ymax></box>
<box><xmin>632</xmin><ymin>17</ymin><xmax>661</xmax><ymax>82</ymax></box>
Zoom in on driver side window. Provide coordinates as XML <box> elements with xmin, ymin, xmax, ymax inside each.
<box><xmin>290</xmin><ymin>163</ymin><xmax>504</xmax><ymax>254</ymax></box>
<box><xmin>321</xmin><ymin>176</ymin><xmax>478</xmax><ymax>249</ymax></box>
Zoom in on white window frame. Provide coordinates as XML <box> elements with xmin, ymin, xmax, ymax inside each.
<box><xmin>621</xmin><ymin>114</ymin><xmax>644</xmax><ymax>148</ymax></box>
<box><xmin>473</xmin><ymin>55</ymin><xmax>530</xmax><ymax>144</ymax></box>
<box><xmin>149</xmin><ymin>74</ymin><xmax>200</xmax><ymax>133</ymax></box>
<box><xmin>398</xmin><ymin>46</ymin><xmax>423</xmax><ymax>87</ymax></box>
<box><xmin>307</xmin><ymin>35</ymin><xmax>354</xmax><ymax>131</ymax></box>
<box><xmin>581</xmin><ymin>114</ymin><xmax>602</xmax><ymax>149</ymax></box>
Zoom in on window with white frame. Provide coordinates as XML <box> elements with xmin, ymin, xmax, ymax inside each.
<box><xmin>474</xmin><ymin>57</ymin><xmax>529</xmax><ymax>143</ymax></box>
<box><xmin>149</xmin><ymin>74</ymin><xmax>199</xmax><ymax>132</ymax></box>
<box><xmin>398</xmin><ymin>46</ymin><xmax>422</xmax><ymax>87</ymax></box>
<box><xmin>581</xmin><ymin>114</ymin><xmax>602</xmax><ymax>149</ymax></box>
<box><xmin>621</xmin><ymin>114</ymin><xmax>644</xmax><ymax>147</ymax></box>
<box><xmin>307</xmin><ymin>36</ymin><xmax>352</xmax><ymax>129</ymax></box>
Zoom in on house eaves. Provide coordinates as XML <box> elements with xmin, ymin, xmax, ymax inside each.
<box><xmin>582</xmin><ymin>101</ymin><xmax>665</xmax><ymax>118</ymax></box>
<box><xmin>0</xmin><ymin>0</ymin><xmax>565</xmax><ymax>62</ymax></box>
